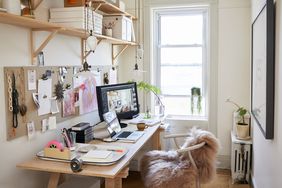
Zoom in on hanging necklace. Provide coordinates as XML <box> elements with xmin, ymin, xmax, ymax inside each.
<box><xmin>18</xmin><ymin>68</ymin><xmax>27</xmax><ymax>120</ymax></box>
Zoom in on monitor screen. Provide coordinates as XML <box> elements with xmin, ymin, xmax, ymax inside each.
<box><xmin>96</xmin><ymin>82</ymin><xmax>139</xmax><ymax>122</ymax></box>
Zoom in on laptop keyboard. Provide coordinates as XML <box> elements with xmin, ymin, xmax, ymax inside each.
<box><xmin>117</xmin><ymin>131</ymin><xmax>132</xmax><ymax>138</ymax></box>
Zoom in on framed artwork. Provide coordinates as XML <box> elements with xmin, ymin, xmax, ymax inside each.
<box><xmin>251</xmin><ymin>0</ymin><xmax>275</xmax><ymax>139</ymax></box>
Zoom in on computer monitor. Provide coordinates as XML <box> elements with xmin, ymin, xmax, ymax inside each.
<box><xmin>96</xmin><ymin>82</ymin><xmax>140</xmax><ymax>127</ymax></box>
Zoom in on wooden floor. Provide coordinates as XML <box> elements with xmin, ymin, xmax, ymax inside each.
<box><xmin>123</xmin><ymin>169</ymin><xmax>252</xmax><ymax>188</ymax></box>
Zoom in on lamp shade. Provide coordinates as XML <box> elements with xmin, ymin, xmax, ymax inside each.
<box><xmin>86</xmin><ymin>35</ymin><xmax>98</xmax><ymax>52</ymax></box>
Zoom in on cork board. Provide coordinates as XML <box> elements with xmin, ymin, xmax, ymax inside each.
<box><xmin>4</xmin><ymin>66</ymin><xmax>80</xmax><ymax>141</ymax></box>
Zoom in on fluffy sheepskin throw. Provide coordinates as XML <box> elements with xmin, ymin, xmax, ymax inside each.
<box><xmin>140</xmin><ymin>128</ymin><xmax>220</xmax><ymax>188</ymax></box>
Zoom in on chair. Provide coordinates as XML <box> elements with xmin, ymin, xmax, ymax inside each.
<box><xmin>140</xmin><ymin>127</ymin><xmax>219</xmax><ymax>188</ymax></box>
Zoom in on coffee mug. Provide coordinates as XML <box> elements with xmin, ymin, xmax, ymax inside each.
<box><xmin>137</xmin><ymin>123</ymin><xmax>147</xmax><ymax>131</ymax></box>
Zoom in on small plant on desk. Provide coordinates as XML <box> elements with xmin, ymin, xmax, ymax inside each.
<box><xmin>129</xmin><ymin>81</ymin><xmax>164</xmax><ymax>118</ymax></box>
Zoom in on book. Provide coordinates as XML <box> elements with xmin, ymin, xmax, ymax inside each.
<box><xmin>71</xmin><ymin>122</ymin><xmax>90</xmax><ymax>131</ymax></box>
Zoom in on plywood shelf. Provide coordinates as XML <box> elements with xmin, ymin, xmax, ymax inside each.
<box><xmin>0</xmin><ymin>10</ymin><xmax>137</xmax><ymax>64</ymax></box>
<box><xmin>92</xmin><ymin>0</ymin><xmax>136</xmax><ymax>19</ymax></box>
<box><xmin>0</xmin><ymin>12</ymin><xmax>87</xmax><ymax>38</ymax></box>
<box><xmin>95</xmin><ymin>34</ymin><xmax>137</xmax><ymax>45</ymax></box>
<box><xmin>0</xmin><ymin>12</ymin><xmax>137</xmax><ymax>44</ymax></box>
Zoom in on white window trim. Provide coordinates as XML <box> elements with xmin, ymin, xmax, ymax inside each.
<box><xmin>144</xmin><ymin>0</ymin><xmax>218</xmax><ymax>136</ymax></box>
<box><xmin>153</xmin><ymin>7</ymin><xmax>209</xmax><ymax>118</ymax></box>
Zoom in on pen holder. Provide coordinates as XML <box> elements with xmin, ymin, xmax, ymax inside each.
<box><xmin>44</xmin><ymin>147</ymin><xmax>71</xmax><ymax>160</ymax></box>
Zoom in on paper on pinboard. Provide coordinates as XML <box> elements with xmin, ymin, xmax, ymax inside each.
<box><xmin>109</xmin><ymin>68</ymin><xmax>117</xmax><ymax>84</ymax></box>
<box><xmin>50</xmin><ymin>97</ymin><xmax>59</xmax><ymax>114</ymax></box>
<box><xmin>91</xmin><ymin>70</ymin><xmax>102</xmax><ymax>86</ymax></box>
<box><xmin>27</xmin><ymin>121</ymin><xmax>35</xmax><ymax>140</ymax></box>
<box><xmin>48</xmin><ymin>116</ymin><xmax>57</xmax><ymax>130</ymax></box>
<box><xmin>62</xmin><ymin>89</ymin><xmax>76</xmax><ymax>117</ymax></box>
<box><xmin>38</xmin><ymin>79</ymin><xmax>52</xmax><ymax>116</ymax></box>
<box><xmin>28</xmin><ymin>70</ymin><xmax>36</xmax><ymax>90</ymax></box>
<box><xmin>42</xmin><ymin>119</ymin><xmax>48</xmax><ymax>133</ymax></box>
<box><xmin>79</xmin><ymin>76</ymin><xmax>98</xmax><ymax>115</ymax></box>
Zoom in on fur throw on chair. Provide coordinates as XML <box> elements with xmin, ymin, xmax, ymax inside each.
<box><xmin>140</xmin><ymin>128</ymin><xmax>220</xmax><ymax>188</ymax></box>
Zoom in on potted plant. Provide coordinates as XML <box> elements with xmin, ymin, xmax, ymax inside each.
<box><xmin>226</xmin><ymin>98</ymin><xmax>250</xmax><ymax>139</ymax></box>
<box><xmin>129</xmin><ymin>81</ymin><xmax>164</xmax><ymax>118</ymax></box>
<box><xmin>191</xmin><ymin>87</ymin><xmax>202</xmax><ymax>114</ymax></box>
<box><xmin>103</xmin><ymin>21</ymin><xmax>115</xmax><ymax>37</ymax></box>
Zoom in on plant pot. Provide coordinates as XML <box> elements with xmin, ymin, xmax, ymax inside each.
<box><xmin>105</xmin><ymin>28</ymin><xmax>112</xmax><ymax>37</ymax></box>
<box><xmin>236</xmin><ymin>124</ymin><xmax>249</xmax><ymax>139</ymax></box>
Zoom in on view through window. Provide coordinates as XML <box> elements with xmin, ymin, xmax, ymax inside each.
<box><xmin>155</xmin><ymin>8</ymin><xmax>208</xmax><ymax>117</ymax></box>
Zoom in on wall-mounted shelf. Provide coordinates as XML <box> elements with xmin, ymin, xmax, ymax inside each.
<box><xmin>92</xmin><ymin>0</ymin><xmax>137</xmax><ymax>19</ymax></box>
<box><xmin>0</xmin><ymin>12</ymin><xmax>137</xmax><ymax>64</ymax></box>
<box><xmin>0</xmin><ymin>12</ymin><xmax>86</xmax><ymax>38</ymax></box>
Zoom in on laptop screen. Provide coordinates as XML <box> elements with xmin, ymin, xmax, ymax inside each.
<box><xmin>103</xmin><ymin>111</ymin><xmax>122</xmax><ymax>135</ymax></box>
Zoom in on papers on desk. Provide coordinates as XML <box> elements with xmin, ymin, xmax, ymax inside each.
<box><xmin>124</xmin><ymin>115</ymin><xmax>161</xmax><ymax>126</ymax></box>
<box><xmin>83</xmin><ymin>150</ymin><xmax>112</xmax><ymax>159</ymax></box>
<box><xmin>37</xmin><ymin>143</ymin><xmax>128</xmax><ymax>165</ymax></box>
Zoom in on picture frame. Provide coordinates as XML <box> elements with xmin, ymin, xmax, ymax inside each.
<box><xmin>251</xmin><ymin>0</ymin><xmax>275</xmax><ymax>139</ymax></box>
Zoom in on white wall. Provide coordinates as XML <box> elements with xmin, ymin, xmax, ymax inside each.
<box><xmin>251</xmin><ymin>0</ymin><xmax>282</xmax><ymax>187</ymax></box>
<box><xmin>0</xmin><ymin>1</ymin><xmax>111</xmax><ymax>187</ymax></box>
<box><xmin>217</xmin><ymin>0</ymin><xmax>251</xmax><ymax>159</ymax></box>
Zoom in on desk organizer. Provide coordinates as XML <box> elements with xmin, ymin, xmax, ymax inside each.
<box><xmin>44</xmin><ymin>148</ymin><xmax>71</xmax><ymax>160</ymax></box>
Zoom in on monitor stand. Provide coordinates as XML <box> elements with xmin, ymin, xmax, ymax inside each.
<box><xmin>120</xmin><ymin>122</ymin><xmax>127</xmax><ymax>128</ymax></box>
<box><xmin>118</xmin><ymin>118</ymin><xmax>127</xmax><ymax>128</ymax></box>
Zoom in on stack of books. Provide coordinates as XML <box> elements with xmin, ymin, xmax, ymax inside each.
<box><xmin>49</xmin><ymin>7</ymin><xmax>103</xmax><ymax>35</ymax></box>
<box><xmin>71</xmin><ymin>122</ymin><xmax>94</xmax><ymax>143</ymax></box>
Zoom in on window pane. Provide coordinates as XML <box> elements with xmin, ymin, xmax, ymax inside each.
<box><xmin>161</xmin><ymin>14</ymin><xmax>203</xmax><ymax>45</ymax></box>
<box><xmin>163</xmin><ymin>96</ymin><xmax>206</xmax><ymax>116</ymax></box>
<box><xmin>161</xmin><ymin>66</ymin><xmax>202</xmax><ymax>95</ymax></box>
<box><xmin>161</xmin><ymin>47</ymin><xmax>202</xmax><ymax>65</ymax></box>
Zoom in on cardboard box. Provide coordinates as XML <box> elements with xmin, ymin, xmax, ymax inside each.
<box><xmin>103</xmin><ymin>16</ymin><xmax>132</xmax><ymax>41</ymax></box>
<box><xmin>64</xmin><ymin>0</ymin><xmax>85</xmax><ymax>7</ymax></box>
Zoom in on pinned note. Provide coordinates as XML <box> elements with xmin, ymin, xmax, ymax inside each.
<box><xmin>27</xmin><ymin>121</ymin><xmax>35</xmax><ymax>140</ymax></box>
<box><xmin>48</xmin><ymin>116</ymin><xmax>57</xmax><ymax>130</ymax></box>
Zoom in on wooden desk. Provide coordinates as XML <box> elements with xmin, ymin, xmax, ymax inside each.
<box><xmin>17</xmin><ymin>125</ymin><xmax>161</xmax><ymax>188</ymax></box>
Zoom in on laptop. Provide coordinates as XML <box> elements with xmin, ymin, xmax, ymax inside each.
<box><xmin>103</xmin><ymin>111</ymin><xmax>144</xmax><ymax>142</ymax></box>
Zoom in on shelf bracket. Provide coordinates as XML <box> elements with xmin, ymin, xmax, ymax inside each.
<box><xmin>112</xmin><ymin>44</ymin><xmax>129</xmax><ymax>64</ymax></box>
<box><xmin>94</xmin><ymin>3</ymin><xmax>103</xmax><ymax>12</ymax></box>
<box><xmin>31</xmin><ymin>28</ymin><xmax>61</xmax><ymax>64</ymax></box>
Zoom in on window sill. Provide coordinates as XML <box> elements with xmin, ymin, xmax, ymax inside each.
<box><xmin>166</xmin><ymin>115</ymin><xmax>208</xmax><ymax>121</ymax></box>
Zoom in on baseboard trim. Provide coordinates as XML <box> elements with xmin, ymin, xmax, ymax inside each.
<box><xmin>217</xmin><ymin>155</ymin><xmax>230</xmax><ymax>169</ymax></box>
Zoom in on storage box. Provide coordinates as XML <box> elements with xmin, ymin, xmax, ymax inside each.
<box><xmin>103</xmin><ymin>16</ymin><xmax>132</xmax><ymax>41</ymax></box>
<box><xmin>44</xmin><ymin>147</ymin><xmax>71</xmax><ymax>160</ymax></box>
<box><xmin>49</xmin><ymin>7</ymin><xmax>103</xmax><ymax>34</ymax></box>
<box><xmin>64</xmin><ymin>0</ymin><xmax>85</xmax><ymax>7</ymax></box>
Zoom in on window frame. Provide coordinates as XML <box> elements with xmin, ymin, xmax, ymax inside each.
<box><xmin>154</xmin><ymin>7</ymin><xmax>209</xmax><ymax>117</ymax></box>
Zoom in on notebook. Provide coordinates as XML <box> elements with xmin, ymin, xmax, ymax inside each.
<box><xmin>103</xmin><ymin>111</ymin><xmax>144</xmax><ymax>142</ymax></box>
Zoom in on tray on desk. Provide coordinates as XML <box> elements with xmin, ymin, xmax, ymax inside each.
<box><xmin>36</xmin><ymin>144</ymin><xmax>128</xmax><ymax>165</ymax></box>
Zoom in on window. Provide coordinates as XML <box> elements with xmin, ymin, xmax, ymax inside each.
<box><xmin>154</xmin><ymin>8</ymin><xmax>208</xmax><ymax>118</ymax></box>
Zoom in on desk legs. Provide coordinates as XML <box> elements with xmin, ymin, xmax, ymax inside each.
<box><xmin>47</xmin><ymin>173</ymin><xmax>61</xmax><ymax>188</ymax></box>
<box><xmin>105</xmin><ymin>178</ymin><xmax>122</xmax><ymax>188</ymax></box>
<box><xmin>152</xmin><ymin>128</ymin><xmax>162</xmax><ymax>150</ymax></box>
<box><xmin>105</xmin><ymin>167</ymin><xmax>129</xmax><ymax>188</ymax></box>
